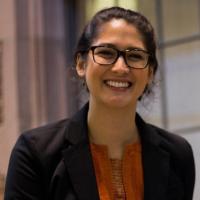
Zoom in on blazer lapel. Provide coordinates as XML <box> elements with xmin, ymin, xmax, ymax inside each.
<box><xmin>136</xmin><ymin>115</ymin><xmax>170</xmax><ymax>200</ymax></box>
<box><xmin>62</xmin><ymin>104</ymin><xmax>100</xmax><ymax>200</ymax></box>
<box><xmin>62</xmin><ymin>141</ymin><xmax>99</xmax><ymax>200</ymax></box>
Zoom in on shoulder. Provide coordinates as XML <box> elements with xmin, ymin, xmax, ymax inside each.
<box><xmin>15</xmin><ymin>119</ymin><xmax>70</xmax><ymax>166</ymax></box>
<box><xmin>136</xmin><ymin>113</ymin><xmax>193</xmax><ymax>158</ymax></box>
<box><xmin>23</xmin><ymin>119</ymin><xmax>68</xmax><ymax>146</ymax></box>
<box><xmin>150</xmin><ymin>124</ymin><xmax>193</xmax><ymax>155</ymax></box>
<box><xmin>13</xmin><ymin>103</ymin><xmax>89</xmax><ymax>167</ymax></box>
<box><xmin>147</xmin><ymin>124</ymin><xmax>195</xmax><ymax>171</ymax></box>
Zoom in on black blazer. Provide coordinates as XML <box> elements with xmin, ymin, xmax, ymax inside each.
<box><xmin>4</xmin><ymin>103</ymin><xmax>195</xmax><ymax>200</ymax></box>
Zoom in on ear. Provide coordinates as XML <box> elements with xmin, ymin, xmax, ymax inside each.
<box><xmin>76</xmin><ymin>54</ymin><xmax>86</xmax><ymax>78</ymax></box>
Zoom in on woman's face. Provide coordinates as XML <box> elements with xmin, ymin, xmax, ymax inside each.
<box><xmin>76</xmin><ymin>19</ymin><xmax>153</xmax><ymax>109</ymax></box>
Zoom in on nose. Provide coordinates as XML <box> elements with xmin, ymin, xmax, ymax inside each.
<box><xmin>111</xmin><ymin>56</ymin><xmax>130</xmax><ymax>74</ymax></box>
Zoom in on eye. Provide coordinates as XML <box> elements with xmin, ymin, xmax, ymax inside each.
<box><xmin>127</xmin><ymin>51</ymin><xmax>145</xmax><ymax>61</ymax></box>
<box><xmin>94</xmin><ymin>47</ymin><xmax>116</xmax><ymax>58</ymax></box>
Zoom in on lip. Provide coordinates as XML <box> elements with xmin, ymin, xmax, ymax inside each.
<box><xmin>103</xmin><ymin>79</ymin><xmax>133</xmax><ymax>89</ymax></box>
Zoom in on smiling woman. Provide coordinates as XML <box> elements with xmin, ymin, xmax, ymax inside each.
<box><xmin>76</xmin><ymin>18</ymin><xmax>153</xmax><ymax>109</ymax></box>
<box><xmin>4</xmin><ymin>7</ymin><xmax>195</xmax><ymax>200</ymax></box>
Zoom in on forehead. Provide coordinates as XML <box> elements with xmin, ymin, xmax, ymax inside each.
<box><xmin>107</xmin><ymin>18</ymin><xmax>128</xmax><ymax>28</ymax></box>
<box><xmin>93</xmin><ymin>19</ymin><xmax>145</xmax><ymax>49</ymax></box>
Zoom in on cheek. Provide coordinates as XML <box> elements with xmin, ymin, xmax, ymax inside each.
<box><xmin>84</xmin><ymin>65</ymin><xmax>99</xmax><ymax>89</ymax></box>
<box><xmin>134</xmin><ymin>70</ymin><xmax>150</xmax><ymax>85</ymax></box>
<box><xmin>85</xmin><ymin>59</ymin><xmax>104</xmax><ymax>80</ymax></box>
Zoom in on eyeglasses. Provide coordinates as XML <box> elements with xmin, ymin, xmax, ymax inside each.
<box><xmin>90</xmin><ymin>45</ymin><xmax>150</xmax><ymax>69</ymax></box>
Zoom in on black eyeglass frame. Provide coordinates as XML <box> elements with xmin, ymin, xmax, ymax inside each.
<box><xmin>89</xmin><ymin>45</ymin><xmax>151</xmax><ymax>69</ymax></box>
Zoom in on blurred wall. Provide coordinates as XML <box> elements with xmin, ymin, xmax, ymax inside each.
<box><xmin>0</xmin><ymin>0</ymin><xmax>69</xmax><ymax>188</ymax></box>
<box><xmin>0</xmin><ymin>0</ymin><xmax>19</xmax><ymax>179</ymax></box>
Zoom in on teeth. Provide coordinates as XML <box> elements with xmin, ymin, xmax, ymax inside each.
<box><xmin>106</xmin><ymin>81</ymin><xmax>129</xmax><ymax>88</ymax></box>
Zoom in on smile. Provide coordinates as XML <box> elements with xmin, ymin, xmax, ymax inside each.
<box><xmin>105</xmin><ymin>80</ymin><xmax>131</xmax><ymax>88</ymax></box>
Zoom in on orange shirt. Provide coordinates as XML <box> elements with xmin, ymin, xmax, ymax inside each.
<box><xmin>90</xmin><ymin>142</ymin><xmax>144</xmax><ymax>200</ymax></box>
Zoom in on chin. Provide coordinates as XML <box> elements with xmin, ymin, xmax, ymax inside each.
<box><xmin>103</xmin><ymin>97</ymin><xmax>136</xmax><ymax>109</ymax></box>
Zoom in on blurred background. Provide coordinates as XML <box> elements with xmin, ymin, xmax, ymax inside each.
<box><xmin>0</xmin><ymin>0</ymin><xmax>200</xmax><ymax>199</ymax></box>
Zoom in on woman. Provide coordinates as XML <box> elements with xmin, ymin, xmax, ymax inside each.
<box><xmin>4</xmin><ymin>7</ymin><xmax>195</xmax><ymax>200</ymax></box>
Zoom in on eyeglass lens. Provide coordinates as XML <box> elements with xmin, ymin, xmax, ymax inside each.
<box><xmin>93</xmin><ymin>46</ymin><xmax>148</xmax><ymax>68</ymax></box>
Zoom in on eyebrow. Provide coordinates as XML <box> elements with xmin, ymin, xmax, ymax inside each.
<box><xmin>95</xmin><ymin>43</ymin><xmax>147</xmax><ymax>52</ymax></box>
<box><xmin>96</xmin><ymin>43</ymin><xmax>116</xmax><ymax>49</ymax></box>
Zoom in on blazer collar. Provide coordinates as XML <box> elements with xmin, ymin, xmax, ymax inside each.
<box><xmin>64</xmin><ymin>103</ymin><xmax>89</xmax><ymax>145</ymax></box>
<box><xmin>62</xmin><ymin>103</ymin><xmax>170</xmax><ymax>200</ymax></box>
<box><xmin>62</xmin><ymin>103</ymin><xmax>100</xmax><ymax>200</ymax></box>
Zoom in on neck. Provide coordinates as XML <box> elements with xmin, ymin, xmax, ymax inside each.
<box><xmin>87</xmin><ymin>100</ymin><xmax>139</xmax><ymax>148</ymax></box>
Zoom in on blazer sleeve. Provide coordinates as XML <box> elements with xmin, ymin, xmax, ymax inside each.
<box><xmin>4</xmin><ymin>134</ymin><xmax>44</xmax><ymax>200</ymax></box>
<box><xmin>182</xmin><ymin>140</ymin><xmax>195</xmax><ymax>200</ymax></box>
<box><xmin>168</xmin><ymin>133</ymin><xmax>196</xmax><ymax>200</ymax></box>
<box><xmin>158</xmin><ymin>127</ymin><xmax>195</xmax><ymax>200</ymax></box>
